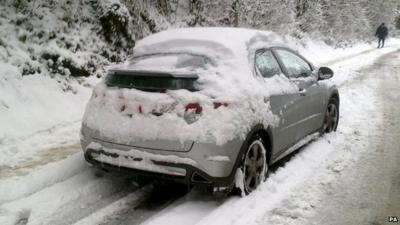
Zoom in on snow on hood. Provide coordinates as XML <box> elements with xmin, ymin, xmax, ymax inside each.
<box><xmin>83</xmin><ymin>28</ymin><xmax>297</xmax><ymax>145</ymax></box>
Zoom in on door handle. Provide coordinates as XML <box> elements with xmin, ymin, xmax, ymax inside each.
<box><xmin>299</xmin><ymin>88</ymin><xmax>307</xmax><ymax>96</ymax></box>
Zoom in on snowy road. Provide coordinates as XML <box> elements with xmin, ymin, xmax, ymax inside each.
<box><xmin>306</xmin><ymin>50</ymin><xmax>400</xmax><ymax>225</ymax></box>
<box><xmin>1</xmin><ymin>46</ymin><xmax>400</xmax><ymax>225</ymax></box>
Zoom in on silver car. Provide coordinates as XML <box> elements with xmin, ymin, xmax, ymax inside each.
<box><xmin>80</xmin><ymin>28</ymin><xmax>339</xmax><ymax>195</ymax></box>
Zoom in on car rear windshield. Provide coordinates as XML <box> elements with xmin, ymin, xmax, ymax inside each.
<box><xmin>105</xmin><ymin>74</ymin><xmax>198</xmax><ymax>92</ymax></box>
<box><xmin>105</xmin><ymin>54</ymin><xmax>207</xmax><ymax>92</ymax></box>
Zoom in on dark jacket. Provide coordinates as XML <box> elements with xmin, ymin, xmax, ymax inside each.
<box><xmin>375</xmin><ymin>25</ymin><xmax>388</xmax><ymax>39</ymax></box>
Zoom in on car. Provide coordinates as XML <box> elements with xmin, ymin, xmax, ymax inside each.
<box><xmin>80</xmin><ymin>27</ymin><xmax>339</xmax><ymax>195</ymax></box>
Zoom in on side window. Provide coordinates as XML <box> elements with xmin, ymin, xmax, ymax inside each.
<box><xmin>255</xmin><ymin>50</ymin><xmax>282</xmax><ymax>78</ymax></box>
<box><xmin>275</xmin><ymin>49</ymin><xmax>312</xmax><ymax>78</ymax></box>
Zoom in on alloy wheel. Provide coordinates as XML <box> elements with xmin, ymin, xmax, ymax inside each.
<box><xmin>243</xmin><ymin>140</ymin><xmax>267</xmax><ymax>194</ymax></box>
<box><xmin>323</xmin><ymin>102</ymin><xmax>338</xmax><ymax>133</ymax></box>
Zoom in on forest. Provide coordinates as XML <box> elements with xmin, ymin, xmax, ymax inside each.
<box><xmin>2</xmin><ymin>0</ymin><xmax>399</xmax><ymax>82</ymax></box>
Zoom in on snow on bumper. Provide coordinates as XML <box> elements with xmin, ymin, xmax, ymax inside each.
<box><xmin>86</xmin><ymin>142</ymin><xmax>194</xmax><ymax>176</ymax></box>
<box><xmin>81</xmin><ymin>136</ymin><xmax>243</xmax><ymax>179</ymax></box>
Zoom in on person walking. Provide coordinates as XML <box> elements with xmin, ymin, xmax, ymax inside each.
<box><xmin>375</xmin><ymin>23</ymin><xmax>388</xmax><ymax>48</ymax></box>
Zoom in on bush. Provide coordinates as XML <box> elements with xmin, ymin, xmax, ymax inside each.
<box><xmin>97</xmin><ymin>1</ymin><xmax>135</xmax><ymax>49</ymax></box>
<box><xmin>41</xmin><ymin>52</ymin><xmax>90</xmax><ymax>77</ymax></box>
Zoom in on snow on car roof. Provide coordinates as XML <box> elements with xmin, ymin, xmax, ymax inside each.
<box><xmin>133</xmin><ymin>27</ymin><xmax>285</xmax><ymax>59</ymax></box>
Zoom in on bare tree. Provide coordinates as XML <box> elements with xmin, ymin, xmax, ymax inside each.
<box><xmin>232</xmin><ymin>0</ymin><xmax>240</xmax><ymax>27</ymax></box>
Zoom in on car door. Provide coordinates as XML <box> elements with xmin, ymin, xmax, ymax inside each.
<box><xmin>273</xmin><ymin>48</ymin><xmax>326</xmax><ymax>140</ymax></box>
<box><xmin>254</xmin><ymin>49</ymin><xmax>305</xmax><ymax>157</ymax></box>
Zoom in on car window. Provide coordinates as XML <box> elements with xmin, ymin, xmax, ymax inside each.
<box><xmin>105</xmin><ymin>73</ymin><xmax>198</xmax><ymax>92</ymax></box>
<box><xmin>275</xmin><ymin>49</ymin><xmax>312</xmax><ymax>78</ymax></box>
<box><xmin>255</xmin><ymin>50</ymin><xmax>282</xmax><ymax>78</ymax></box>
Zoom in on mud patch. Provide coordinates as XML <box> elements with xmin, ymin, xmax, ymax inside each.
<box><xmin>0</xmin><ymin>143</ymin><xmax>80</xmax><ymax>179</ymax></box>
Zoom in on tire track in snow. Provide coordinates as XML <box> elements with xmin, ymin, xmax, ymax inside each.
<box><xmin>65</xmin><ymin>184</ymin><xmax>154</xmax><ymax>225</ymax></box>
<box><xmin>0</xmin><ymin>169</ymin><xmax>151</xmax><ymax>225</ymax></box>
<box><xmin>322</xmin><ymin>47</ymin><xmax>378</xmax><ymax>65</ymax></box>
<box><xmin>332</xmin><ymin>48</ymin><xmax>400</xmax><ymax>89</ymax></box>
<box><xmin>321</xmin><ymin>44</ymin><xmax>399</xmax><ymax>66</ymax></box>
<box><xmin>94</xmin><ymin>184</ymin><xmax>189</xmax><ymax>225</ymax></box>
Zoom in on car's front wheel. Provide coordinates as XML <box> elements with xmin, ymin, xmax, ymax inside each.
<box><xmin>322</xmin><ymin>98</ymin><xmax>339</xmax><ymax>133</ymax></box>
<box><xmin>239</xmin><ymin>135</ymin><xmax>268</xmax><ymax>195</ymax></box>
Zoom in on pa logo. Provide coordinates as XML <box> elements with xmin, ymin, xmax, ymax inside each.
<box><xmin>389</xmin><ymin>216</ymin><xmax>399</xmax><ymax>223</ymax></box>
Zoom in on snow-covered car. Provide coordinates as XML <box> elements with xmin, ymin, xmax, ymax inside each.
<box><xmin>80</xmin><ymin>27</ymin><xmax>339</xmax><ymax>195</ymax></box>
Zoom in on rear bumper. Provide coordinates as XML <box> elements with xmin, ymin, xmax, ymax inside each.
<box><xmin>84</xmin><ymin>149</ymin><xmax>233</xmax><ymax>187</ymax></box>
<box><xmin>80</xmin><ymin>131</ymin><xmax>243</xmax><ymax>187</ymax></box>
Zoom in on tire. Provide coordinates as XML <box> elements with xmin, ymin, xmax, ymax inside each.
<box><xmin>236</xmin><ymin>134</ymin><xmax>268</xmax><ymax>195</ymax></box>
<box><xmin>321</xmin><ymin>98</ymin><xmax>339</xmax><ymax>133</ymax></box>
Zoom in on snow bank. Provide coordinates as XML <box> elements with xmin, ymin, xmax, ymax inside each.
<box><xmin>0</xmin><ymin>61</ymin><xmax>92</xmax><ymax>166</ymax></box>
<box><xmin>0</xmin><ymin>0</ymin><xmax>149</xmax><ymax>147</ymax></box>
<box><xmin>0</xmin><ymin>73</ymin><xmax>91</xmax><ymax>144</ymax></box>
<box><xmin>0</xmin><ymin>0</ymin><xmax>115</xmax><ymax>164</ymax></box>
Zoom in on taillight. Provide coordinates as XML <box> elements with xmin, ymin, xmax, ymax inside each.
<box><xmin>184</xmin><ymin>103</ymin><xmax>202</xmax><ymax>124</ymax></box>
<box><xmin>185</xmin><ymin>103</ymin><xmax>203</xmax><ymax>114</ymax></box>
<box><xmin>120</xmin><ymin>105</ymin><xmax>143</xmax><ymax>114</ymax></box>
<box><xmin>213</xmin><ymin>102</ymin><xmax>229</xmax><ymax>109</ymax></box>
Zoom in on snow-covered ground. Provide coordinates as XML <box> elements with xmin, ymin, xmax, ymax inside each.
<box><xmin>1</xmin><ymin>38</ymin><xmax>400</xmax><ymax>225</ymax></box>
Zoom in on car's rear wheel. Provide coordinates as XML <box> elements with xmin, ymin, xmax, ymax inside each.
<box><xmin>240</xmin><ymin>135</ymin><xmax>268</xmax><ymax>195</ymax></box>
<box><xmin>322</xmin><ymin>98</ymin><xmax>339</xmax><ymax>133</ymax></box>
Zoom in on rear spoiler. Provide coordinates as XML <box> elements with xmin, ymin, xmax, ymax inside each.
<box><xmin>108</xmin><ymin>69</ymin><xmax>198</xmax><ymax>79</ymax></box>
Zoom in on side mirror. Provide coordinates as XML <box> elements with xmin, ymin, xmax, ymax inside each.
<box><xmin>318</xmin><ymin>67</ymin><xmax>334</xmax><ymax>80</ymax></box>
